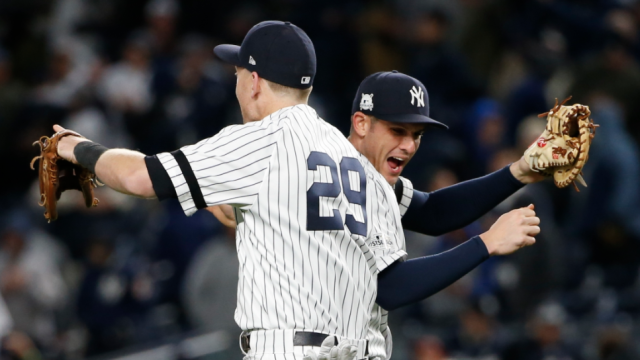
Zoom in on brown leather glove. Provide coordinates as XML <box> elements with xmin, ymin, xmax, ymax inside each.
<box><xmin>30</xmin><ymin>130</ymin><xmax>100</xmax><ymax>222</ymax></box>
<box><xmin>523</xmin><ymin>96</ymin><xmax>598</xmax><ymax>191</ymax></box>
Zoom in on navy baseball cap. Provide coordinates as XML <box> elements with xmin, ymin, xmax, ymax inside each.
<box><xmin>214</xmin><ymin>20</ymin><xmax>316</xmax><ymax>89</ymax></box>
<box><xmin>351</xmin><ymin>71</ymin><xmax>448</xmax><ymax>129</ymax></box>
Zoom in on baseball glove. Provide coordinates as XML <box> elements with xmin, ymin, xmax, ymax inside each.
<box><xmin>30</xmin><ymin>130</ymin><xmax>100</xmax><ymax>222</ymax></box>
<box><xmin>303</xmin><ymin>336</ymin><xmax>358</xmax><ymax>360</ymax></box>
<box><xmin>524</xmin><ymin>96</ymin><xmax>598</xmax><ymax>191</ymax></box>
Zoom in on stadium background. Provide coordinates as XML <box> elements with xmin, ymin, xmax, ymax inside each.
<box><xmin>1</xmin><ymin>0</ymin><xmax>640</xmax><ymax>359</ymax></box>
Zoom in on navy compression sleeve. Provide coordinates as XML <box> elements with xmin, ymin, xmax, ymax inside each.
<box><xmin>402</xmin><ymin>165</ymin><xmax>524</xmax><ymax>236</ymax></box>
<box><xmin>376</xmin><ymin>236</ymin><xmax>489</xmax><ymax>310</ymax></box>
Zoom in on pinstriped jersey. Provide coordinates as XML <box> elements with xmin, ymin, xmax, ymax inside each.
<box><xmin>155</xmin><ymin>104</ymin><xmax>406</xmax><ymax>341</ymax></box>
<box><xmin>366</xmin><ymin>176</ymin><xmax>414</xmax><ymax>360</ymax></box>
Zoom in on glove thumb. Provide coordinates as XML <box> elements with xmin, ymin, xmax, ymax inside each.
<box><xmin>330</xmin><ymin>343</ymin><xmax>358</xmax><ymax>360</ymax></box>
<box><xmin>337</xmin><ymin>344</ymin><xmax>357</xmax><ymax>360</ymax></box>
<box><xmin>320</xmin><ymin>336</ymin><xmax>336</xmax><ymax>351</ymax></box>
<box><xmin>317</xmin><ymin>336</ymin><xmax>337</xmax><ymax>360</ymax></box>
<box><xmin>318</xmin><ymin>336</ymin><xmax>336</xmax><ymax>354</ymax></box>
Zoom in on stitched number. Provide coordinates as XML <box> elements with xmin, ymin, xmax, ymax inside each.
<box><xmin>340</xmin><ymin>157</ymin><xmax>367</xmax><ymax>236</ymax></box>
<box><xmin>307</xmin><ymin>152</ymin><xmax>342</xmax><ymax>231</ymax></box>
<box><xmin>306</xmin><ymin>152</ymin><xmax>367</xmax><ymax>235</ymax></box>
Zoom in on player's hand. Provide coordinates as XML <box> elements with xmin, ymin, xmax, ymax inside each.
<box><xmin>52</xmin><ymin>124</ymin><xmax>90</xmax><ymax>164</ymax></box>
<box><xmin>206</xmin><ymin>205</ymin><xmax>236</xmax><ymax>227</ymax></box>
<box><xmin>480</xmin><ymin>204</ymin><xmax>540</xmax><ymax>256</ymax></box>
<box><xmin>510</xmin><ymin>157</ymin><xmax>547</xmax><ymax>184</ymax></box>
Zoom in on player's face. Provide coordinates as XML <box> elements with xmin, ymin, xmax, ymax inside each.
<box><xmin>362</xmin><ymin>119</ymin><xmax>425</xmax><ymax>185</ymax></box>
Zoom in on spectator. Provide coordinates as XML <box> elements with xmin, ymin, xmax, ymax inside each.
<box><xmin>162</xmin><ymin>35</ymin><xmax>231</xmax><ymax>146</ymax></box>
<box><xmin>407</xmin><ymin>9</ymin><xmax>481</xmax><ymax>129</ymax></box>
<box><xmin>0</xmin><ymin>225</ymin><xmax>67</xmax><ymax>349</ymax></box>
<box><xmin>465</xmin><ymin>99</ymin><xmax>508</xmax><ymax>176</ymax></box>
<box><xmin>502</xmin><ymin>302</ymin><xmax>582</xmax><ymax>360</ymax></box>
<box><xmin>98</xmin><ymin>35</ymin><xmax>154</xmax><ymax>116</ymax></box>
<box><xmin>0</xmin><ymin>48</ymin><xmax>27</xmax><ymax>137</ymax></box>
<box><xmin>32</xmin><ymin>45</ymin><xmax>93</xmax><ymax>108</ymax></box>
<box><xmin>449</xmin><ymin>305</ymin><xmax>503</xmax><ymax>358</ymax></box>
<box><xmin>77</xmin><ymin>238</ymin><xmax>157</xmax><ymax>356</ymax></box>
<box><xmin>413</xmin><ymin>335</ymin><xmax>448</xmax><ymax>360</ymax></box>
<box><xmin>183</xmin><ymin>226</ymin><xmax>241</xmax><ymax>359</ymax></box>
<box><xmin>569</xmin><ymin>38</ymin><xmax>640</xmax><ymax>144</ymax></box>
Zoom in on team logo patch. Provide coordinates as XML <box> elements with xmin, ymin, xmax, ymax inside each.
<box><xmin>249</xmin><ymin>56</ymin><xmax>256</xmax><ymax>65</ymax></box>
<box><xmin>360</xmin><ymin>93</ymin><xmax>374</xmax><ymax>111</ymax></box>
<box><xmin>410</xmin><ymin>86</ymin><xmax>425</xmax><ymax>107</ymax></box>
<box><xmin>301</xmin><ymin>76</ymin><xmax>311</xmax><ymax>84</ymax></box>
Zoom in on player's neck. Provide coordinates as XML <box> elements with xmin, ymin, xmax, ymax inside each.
<box><xmin>248</xmin><ymin>89</ymin><xmax>305</xmax><ymax>119</ymax></box>
<box><xmin>348</xmin><ymin>134</ymin><xmax>363</xmax><ymax>153</ymax></box>
<box><xmin>261</xmin><ymin>97</ymin><xmax>307</xmax><ymax>118</ymax></box>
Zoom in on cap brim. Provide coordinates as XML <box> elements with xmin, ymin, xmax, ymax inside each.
<box><xmin>376</xmin><ymin>113</ymin><xmax>448</xmax><ymax>129</ymax></box>
<box><xmin>213</xmin><ymin>44</ymin><xmax>242</xmax><ymax>66</ymax></box>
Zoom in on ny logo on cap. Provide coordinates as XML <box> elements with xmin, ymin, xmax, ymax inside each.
<box><xmin>410</xmin><ymin>86</ymin><xmax>425</xmax><ymax>107</ymax></box>
<box><xmin>249</xmin><ymin>56</ymin><xmax>256</xmax><ymax>65</ymax></box>
<box><xmin>301</xmin><ymin>76</ymin><xmax>310</xmax><ymax>84</ymax></box>
<box><xmin>360</xmin><ymin>93</ymin><xmax>374</xmax><ymax>111</ymax></box>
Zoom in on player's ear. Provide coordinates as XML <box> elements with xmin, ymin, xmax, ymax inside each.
<box><xmin>251</xmin><ymin>71</ymin><xmax>261</xmax><ymax>98</ymax></box>
<box><xmin>352</xmin><ymin>112</ymin><xmax>370</xmax><ymax>137</ymax></box>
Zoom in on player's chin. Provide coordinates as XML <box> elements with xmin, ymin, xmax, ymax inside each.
<box><xmin>382</xmin><ymin>171</ymin><xmax>400</xmax><ymax>186</ymax></box>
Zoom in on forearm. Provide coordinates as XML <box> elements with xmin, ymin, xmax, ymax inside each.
<box><xmin>57</xmin><ymin>133</ymin><xmax>156</xmax><ymax>198</ymax></box>
<box><xmin>376</xmin><ymin>236</ymin><xmax>489</xmax><ymax>310</ymax></box>
<box><xmin>402</xmin><ymin>165</ymin><xmax>524</xmax><ymax>235</ymax></box>
<box><xmin>94</xmin><ymin>149</ymin><xmax>156</xmax><ymax>198</ymax></box>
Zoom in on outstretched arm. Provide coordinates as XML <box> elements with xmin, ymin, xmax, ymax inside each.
<box><xmin>402</xmin><ymin>160</ymin><xmax>544</xmax><ymax>236</ymax></box>
<box><xmin>377</xmin><ymin>236</ymin><xmax>488</xmax><ymax>311</ymax></box>
<box><xmin>54</xmin><ymin>125</ymin><xmax>156</xmax><ymax>198</ymax></box>
<box><xmin>378</xmin><ymin>205</ymin><xmax>540</xmax><ymax>310</ymax></box>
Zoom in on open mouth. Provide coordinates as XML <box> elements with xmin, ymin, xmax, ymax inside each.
<box><xmin>387</xmin><ymin>156</ymin><xmax>405</xmax><ymax>173</ymax></box>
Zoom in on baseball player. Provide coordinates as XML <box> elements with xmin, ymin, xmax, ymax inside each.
<box><xmin>52</xmin><ymin>21</ymin><xmax>408</xmax><ymax>360</ymax></box>
<box><xmin>210</xmin><ymin>71</ymin><xmax>543</xmax><ymax>360</ymax></box>
<box><xmin>348</xmin><ymin>71</ymin><xmax>544</xmax><ymax>360</ymax></box>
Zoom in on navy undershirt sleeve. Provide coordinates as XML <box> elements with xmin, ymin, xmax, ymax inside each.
<box><xmin>402</xmin><ymin>165</ymin><xmax>525</xmax><ymax>236</ymax></box>
<box><xmin>377</xmin><ymin>236</ymin><xmax>489</xmax><ymax>310</ymax></box>
<box><xmin>144</xmin><ymin>155</ymin><xmax>177</xmax><ymax>201</ymax></box>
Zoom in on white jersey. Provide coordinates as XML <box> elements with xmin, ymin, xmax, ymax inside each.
<box><xmin>155</xmin><ymin>105</ymin><xmax>406</xmax><ymax>354</ymax></box>
<box><xmin>366</xmin><ymin>176</ymin><xmax>414</xmax><ymax>360</ymax></box>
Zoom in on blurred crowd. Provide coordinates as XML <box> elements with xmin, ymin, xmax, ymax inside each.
<box><xmin>1</xmin><ymin>0</ymin><xmax>640</xmax><ymax>359</ymax></box>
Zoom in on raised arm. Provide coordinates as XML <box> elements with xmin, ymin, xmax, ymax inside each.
<box><xmin>53</xmin><ymin>125</ymin><xmax>156</xmax><ymax>198</ymax></box>
<box><xmin>402</xmin><ymin>159</ymin><xmax>544</xmax><ymax>236</ymax></box>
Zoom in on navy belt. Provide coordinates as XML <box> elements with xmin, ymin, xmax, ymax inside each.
<box><xmin>240</xmin><ymin>331</ymin><xmax>369</xmax><ymax>354</ymax></box>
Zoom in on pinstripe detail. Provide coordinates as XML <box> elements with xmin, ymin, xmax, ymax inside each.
<box><xmin>397</xmin><ymin>176</ymin><xmax>414</xmax><ymax>217</ymax></box>
<box><xmin>156</xmin><ymin>105</ymin><xmax>406</xmax><ymax>357</ymax></box>
<box><xmin>366</xmin><ymin>176</ymin><xmax>414</xmax><ymax>359</ymax></box>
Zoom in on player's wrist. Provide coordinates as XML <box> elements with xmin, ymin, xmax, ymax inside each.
<box><xmin>57</xmin><ymin>136</ymin><xmax>89</xmax><ymax>164</ymax></box>
<box><xmin>509</xmin><ymin>158</ymin><xmax>543</xmax><ymax>184</ymax></box>
<box><xmin>73</xmin><ymin>141</ymin><xmax>109</xmax><ymax>174</ymax></box>
<box><xmin>478</xmin><ymin>232</ymin><xmax>496</xmax><ymax>256</ymax></box>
